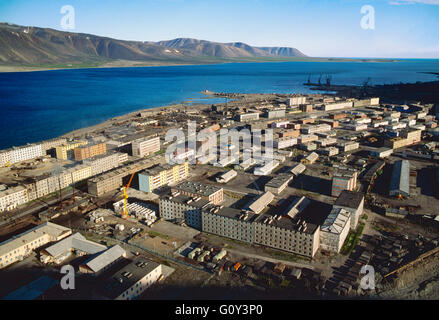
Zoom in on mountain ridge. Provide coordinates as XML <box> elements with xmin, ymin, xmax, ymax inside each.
<box><xmin>0</xmin><ymin>23</ymin><xmax>307</xmax><ymax>67</ymax></box>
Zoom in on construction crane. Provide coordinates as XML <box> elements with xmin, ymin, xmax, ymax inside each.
<box><xmin>122</xmin><ymin>166</ymin><xmax>137</xmax><ymax>218</ymax></box>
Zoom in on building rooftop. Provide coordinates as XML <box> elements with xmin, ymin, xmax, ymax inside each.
<box><xmin>101</xmin><ymin>257</ymin><xmax>160</xmax><ymax>299</ymax></box>
<box><xmin>42</xmin><ymin>232</ymin><xmax>106</xmax><ymax>258</ymax></box>
<box><xmin>248</xmin><ymin>191</ymin><xmax>274</xmax><ymax>214</ymax></box>
<box><xmin>0</xmin><ymin>222</ymin><xmax>72</xmax><ymax>257</ymax></box>
<box><xmin>334</xmin><ymin>191</ymin><xmax>364</xmax><ymax>209</ymax></box>
<box><xmin>172</xmin><ymin>181</ymin><xmax>222</xmax><ymax>197</ymax></box>
<box><xmin>265</xmin><ymin>173</ymin><xmax>294</xmax><ymax>189</ymax></box>
<box><xmin>321</xmin><ymin>208</ymin><xmax>351</xmax><ymax>234</ymax></box>
<box><xmin>81</xmin><ymin>245</ymin><xmax>126</xmax><ymax>273</ymax></box>
<box><xmin>389</xmin><ymin>160</ymin><xmax>410</xmax><ymax>196</ymax></box>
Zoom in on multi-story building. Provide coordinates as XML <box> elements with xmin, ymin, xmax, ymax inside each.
<box><xmin>253</xmin><ymin>214</ymin><xmax>320</xmax><ymax>258</ymax></box>
<box><xmin>337</xmin><ymin>141</ymin><xmax>359</xmax><ymax>153</ymax></box>
<box><xmin>40</xmin><ymin>138</ymin><xmax>67</xmax><ymax>155</ymax></box>
<box><xmin>0</xmin><ymin>186</ymin><xmax>28</xmax><ymax>212</ymax></box>
<box><xmin>274</xmin><ymin>137</ymin><xmax>297</xmax><ymax>149</ymax></box>
<box><xmin>138</xmin><ymin>162</ymin><xmax>189</xmax><ymax>193</ymax></box>
<box><xmin>83</xmin><ymin>153</ymin><xmax>120</xmax><ymax>176</ymax></box>
<box><xmin>56</xmin><ymin>141</ymin><xmax>87</xmax><ymax>160</ymax></box>
<box><xmin>117</xmin><ymin>152</ymin><xmax>129</xmax><ymax>165</ymax></box>
<box><xmin>301</xmin><ymin>124</ymin><xmax>331</xmax><ymax>135</ymax></box>
<box><xmin>236</xmin><ymin>113</ymin><xmax>260</xmax><ymax>122</ymax></box>
<box><xmin>323</xmin><ymin>101</ymin><xmax>353</xmax><ymax>111</ymax></box>
<box><xmin>0</xmin><ymin>144</ymin><xmax>43</xmax><ymax>166</ymax></box>
<box><xmin>320</xmin><ymin>147</ymin><xmax>339</xmax><ymax>157</ymax></box>
<box><xmin>159</xmin><ymin>194</ymin><xmax>211</xmax><ymax>229</ymax></box>
<box><xmin>333</xmin><ymin>191</ymin><xmax>364</xmax><ymax>230</ymax></box>
<box><xmin>70</xmin><ymin>164</ymin><xmax>92</xmax><ymax>183</ymax></box>
<box><xmin>266</xmin><ymin>109</ymin><xmax>286</xmax><ymax>119</ymax></box>
<box><xmin>0</xmin><ymin>222</ymin><xmax>72</xmax><ymax>269</ymax></box>
<box><xmin>331</xmin><ymin>169</ymin><xmax>358</xmax><ymax>197</ymax></box>
<box><xmin>88</xmin><ymin>156</ymin><xmax>165</xmax><ymax>196</ymax></box>
<box><xmin>131</xmin><ymin>136</ymin><xmax>160</xmax><ymax>157</ymax></box>
<box><xmin>74</xmin><ymin>142</ymin><xmax>107</xmax><ymax>161</ymax></box>
<box><xmin>202</xmin><ymin>207</ymin><xmax>256</xmax><ymax>244</ymax></box>
<box><xmin>100</xmin><ymin>257</ymin><xmax>162</xmax><ymax>300</ymax></box>
<box><xmin>171</xmin><ymin>181</ymin><xmax>223</xmax><ymax>205</ymax></box>
<box><xmin>320</xmin><ymin>208</ymin><xmax>351</xmax><ymax>253</ymax></box>
<box><xmin>286</xmin><ymin>96</ymin><xmax>307</xmax><ymax>107</ymax></box>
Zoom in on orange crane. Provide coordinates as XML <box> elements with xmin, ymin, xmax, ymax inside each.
<box><xmin>122</xmin><ymin>166</ymin><xmax>137</xmax><ymax>218</ymax></box>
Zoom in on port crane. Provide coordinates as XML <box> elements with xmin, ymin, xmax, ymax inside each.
<box><xmin>121</xmin><ymin>166</ymin><xmax>137</xmax><ymax>218</ymax></box>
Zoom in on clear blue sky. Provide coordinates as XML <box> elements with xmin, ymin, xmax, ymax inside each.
<box><xmin>1</xmin><ymin>0</ymin><xmax>438</xmax><ymax>58</ymax></box>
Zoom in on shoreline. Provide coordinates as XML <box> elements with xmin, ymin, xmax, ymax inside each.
<box><xmin>1</xmin><ymin>76</ymin><xmax>438</xmax><ymax>151</ymax></box>
<box><xmin>0</xmin><ymin>57</ymin><xmax>402</xmax><ymax>74</ymax></box>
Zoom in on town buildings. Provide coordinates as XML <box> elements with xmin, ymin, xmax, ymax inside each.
<box><xmin>331</xmin><ymin>169</ymin><xmax>358</xmax><ymax>197</ymax></box>
<box><xmin>56</xmin><ymin>141</ymin><xmax>87</xmax><ymax>160</ymax></box>
<box><xmin>74</xmin><ymin>142</ymin><xmax>107</xmax><ymax>161</ymax></box>
<box><xmin>171</xmin><ymin>181</ymin><xmax>223</xmax><ymax>205</ymax></box>
<box><xmin>333</xmin><ymin>191</ymin><xmax>364</xmax><ymax>230</ymax></box>
<box><xmin>132</xmin><ymin>136</ymin><xmax>160</xmax><ymax>157</ymax></box>
<box><xmin>138</xmin><ymin>162</ymin><xmax>189</xmax><ymax>193</ymax></box>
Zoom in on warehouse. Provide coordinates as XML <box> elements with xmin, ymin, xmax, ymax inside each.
<box><xmin>264</xmin><ymin>173</ymin><xmax>294</xmax><ymax>195</ymax></box>
<box><xmin>389</xmin><ymin>160</ymin><xmax>410</xmax><ymax>198</ymax></box>
<box><xmin>285</xmin><ymin>196</ymin><xmax>310</xmax><ymax>219</ymax></box>
<box><xmin>370</xmin><ymin>147</ymin><xmax>393</xmax><ymax>159</ymax></box>
<box><xmin>216</xmin><ymin>170</ymin><xmax>237</xmax><ymax>183</ymax></box>
<box><xmin>254</xmin><ymin>160</ymin><xmax>280</xmax><ymax>176</ymax></box>
<box><xmin>301</xmin><ymin>152</ymin><xmax>319</xmax><ymax>164</ymax></box>
<box><xmin>290</xmin><ymin>163</ymin><xmax>306</xmax><ymax>176</ymax></box>
<box><xmin>248</xmin><ymin>191</ymin><xmax>275</xmax><ymax>214</ymax></box>
<box><xmin>79</xmin><ymin>245</ymin><xmax>126</xmax><ymax>276</ymax></box>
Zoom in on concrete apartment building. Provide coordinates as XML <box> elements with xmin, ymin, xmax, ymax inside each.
<box><xmin>253</xmin><ymin>214</ymin><xmax>320</xmax><ymax>258</ymax></box>
<box><xmin>88</xmin><ymin>156</ymin><xmax>165</xmax><ymax>196</ymax></box>
<box><xmin>40</xmin><ymin>138</ymin><xmax>67</xmax><ymax>155</ymax></box>
<box><xmin>159</xmin><ymin>194</ymin><xmax>211</xmax><ymax>229</ymax></box>
<box><xmin>320</xmin><ymin>208</ymin><xmax>351</xmax><ymax>253</ymax></box>
<box><xmin>337</xmin><ymin>141</ymin><xmax>360</xmax><ymax>153</ymax></box>
<box><xmin>286</xmin><ymin>96</ymin><xmax>306</xmax><ymax>107</ymax></box>
<box><xmin>331</xmin><ymin>169</ymin><xmax>358</xmax><ymax>197</ymax></box>
<box><xmin>236</xmin><ymin>113</ymin><xmax>260</xmax><ymax>122</ymax></box>
<box><xmin>56</xmin><ymin>140</ymin><xmax>87</xmax><ymax>160</ymax></box>
<box><xmin>138</xmin><ymin>162</ymin><xmax>189</xmax><ymax>193</ymax></box>
<box><xmin>83</xmin><ymin>152</ymin><xmax>120</xmax><ymax>176</ymax></box>
<box><xmin>301</xmin><ymin>124</ymin><xmax>332</xmax><ymax>135</ymax></box>
<box><xmin>171</xmin><ymin>181</ymin><xmax>223</xmax><ymax>205</ymax></box>
<box><xmin>266</xmin><ymin>109</ymin><xmax>286</xmax><ymax>119</ymax></box>
<box><xmin>202</xmin><ymin>207</ymin><xmax>257</xmax><ymax>244</ymax></box>
<box><xmin>101</xmin><ymin>257</ymin><xmax>162</xmax><ymax>300</ymax></box>
<box><xmin>0</xmin><ymin>144</ymin><xmax>43</xmax><ymax>166</ymax></box>
<box><xmin>274</xmin><ymin>137</ymin><xmax>297</xmax><ymax>149</ymax></box>
<box><xmin>0</xmin><ymin>222</ymin><xmax>72</xmax><ymax>269</ymax></box>
<box><xmin>132</xmin><ymin>136</ymin><xmax>160</xmax><ymax>157</ymax></box>
<box><xmin>74</xmin><ymin>142</ymin><xmax>107</xmax><ymax>161</ymax></box>
<box><xmin>333</xmin><ymin>190</ymin><xmax>364</xmax><ymax>230</ymax></box>
<box><xmin>0</xmin><ymin>186</ymin><xmax>28</xmax><ymax>212</ymax></box>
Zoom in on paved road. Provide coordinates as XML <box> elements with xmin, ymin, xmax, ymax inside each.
<box><xmin>226</xmin><ymin>247</ymin><xmax>315</xmax><ymax>270</ymax></box>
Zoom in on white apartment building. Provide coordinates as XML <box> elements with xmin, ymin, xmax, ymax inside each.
<box><xmin>0</xmin><ymin>186</ymin><xmax>28</xmax><ymax>212</ymax></box>
<box><xmin>132</xmin><ymin>136</ymin><xmax>160</xmax><ymax>157</ymax></box>
<box><xmin>320</xmin><ymin>208</ymin><xmax>351</xmax><ymax>253</ymax></box>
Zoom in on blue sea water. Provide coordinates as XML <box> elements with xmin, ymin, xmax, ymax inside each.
<box><xmin>0</xmin><ymin>60</ymin><xmax>439</xmax><ymax>150</ymax></box>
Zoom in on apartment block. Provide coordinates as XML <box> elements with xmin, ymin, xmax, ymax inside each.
<box><xmin>56</xmin><ymin>141</ymin><xmax>87</xmax><ymax>160</ymax></box>
<box><xmin>139</xmin><ymin>162</ymin><xmax>189</xmax><ymax>193</ymax></box>
<box><xmin>333</xmin><ymin>190</ymin><xmax>364</xmax><ymax>230</ymax></box>
<box><xmin>159</xmin><ymin>194</ymin><xmax>211</xmax><ymax>229</ymax></box>
<box><xmin>0</xmin><ymin>222</ymin><xmax>72</xmax><ymax>269</ymax></box>
<box><xmin>320</xmin><ymin>208</ymin><xmax>351</xmax><ymax>253</ymax></box>
<box><xmin>83</xmin><ymin>153</ymin><xmax>120</xmax><ymax>176</ymax></box>
<box><xmin>202</xmin><ymin>207</ymin><xmax>256</xmax><ymax>244</ymax></box>
<box><xmin>40</xmin><ymin>138</ymin><xmax>67</xmax><ymax>155</ymax></box>
<box><xmin>74</xmin><ymin>142</ymin><xmax>107</xmax><ymax>161</ymax></box>
<box><xmin>171</xmin><ymin>181</ymin><xmax>223</xmax><ymax>205</ymax></box>
<box><xmin>0</xmin><ymin>186</ymin><xmax>28</xmax><ymax>212</ymax></box>
<box><xmin>253</xmin><ymin>214</ymin><xmax>320</xmax><ymax>258</ymax></box>
<box><xmin>132</xmin><ymin>136</ymin><xmax>160</xmax><ymax>157</ymax></box>
<box><xmin>331</xmin><ymin>169</ymin><xmax>358</xmax><ymax>197</ymax></box>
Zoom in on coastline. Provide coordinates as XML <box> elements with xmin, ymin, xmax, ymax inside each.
<box><xmin>0</xmin><ymin>57</ymin><xmax>401</xmax><ymax>74</ymax></box>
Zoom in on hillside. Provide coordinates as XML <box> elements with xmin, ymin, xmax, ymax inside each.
<box><xmin>0</xmin><ymin>23</ymin><xmax>307</xmax><ymax>68</ymax></box>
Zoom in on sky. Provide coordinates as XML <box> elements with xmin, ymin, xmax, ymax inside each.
<box><xmin>0</xmin><ymin>0</ymin><xmax>438</xmax><ymax>58</ymax></box>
